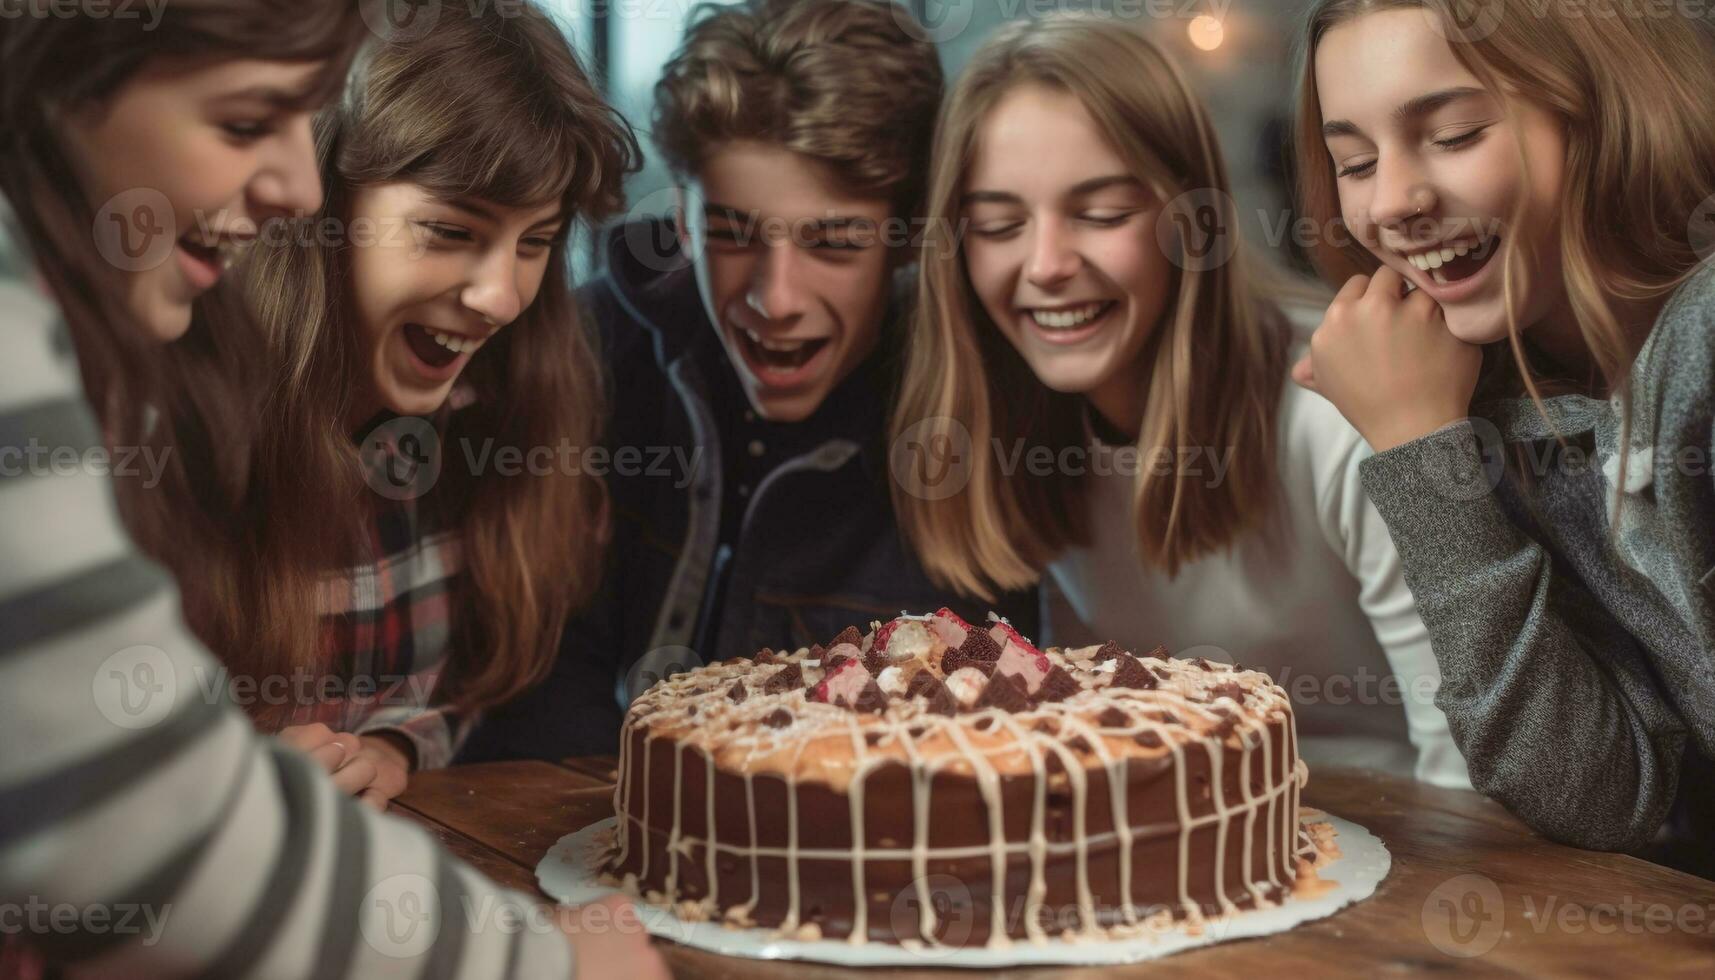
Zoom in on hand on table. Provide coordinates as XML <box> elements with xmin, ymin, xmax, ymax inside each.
<box><xmin>277</xmin><ymin>723</ymin><xmax>411</xmax><ymax>811</ymax></box>
<box><xmin>1292</xmin><ymin>267</ymin><xmax>1483</xmax><ymax>453</ymax></box>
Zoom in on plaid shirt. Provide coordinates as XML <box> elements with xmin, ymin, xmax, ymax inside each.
<box><xmin>282</xmin><ymin>417</ymin><xmax>472</xmax><ymax>770</ymax></box>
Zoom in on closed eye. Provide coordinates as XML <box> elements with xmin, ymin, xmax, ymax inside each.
<box><xmin>1433</xmin><ymin>127</ymin><xmax>1488</xmax><ymax>150</ymax></box>
<box><xmin>1335</xmin><ymin>158</ymin><xmax>1377</xmax><ymax>180</ymax></box>
<box><xmin>1080</xmin><ymin>210</ymin><xmax>1140</xmax><ymax>227</ymax></box>
<box><xmin>221</xmin><ymin>120</ymin><xmax>274</xmax><ymax>142</ymax></box>
<box><xmin>420</xmin><ymin>222</ymin><xmax>473</xmax><ymax>243</ymax></box>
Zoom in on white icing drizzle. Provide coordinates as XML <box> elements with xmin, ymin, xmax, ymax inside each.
<box><xmin>846</xmin><ymin>724</ymin><xmax>868</xmax><ymax>944</ymax></box>
<box><xmin>614</xmin><ymin>712</ymin><xmax>633</xmax><ymax>866</ymax></box>
<box><xmin>665</xmin><ymin>740</ymin><xmax>684</xmax><ymax>899</ymax></box>
<box><xmin>940</xmin><ymin>713</ymin><xmax>1012</xmax><ymax>948</ymax></box>
<box><xmin>705</xmin><ymin>746</ymin><xmax>718</xmax><ymax>910</ymax></box>
<box><xmin>606</xmin><ymin>636</ymin><xmax>1310</xmax><ymax>948</ymax></box>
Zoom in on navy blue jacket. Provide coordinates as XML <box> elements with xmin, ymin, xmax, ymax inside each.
<box><xmin>460</xmin><ymin>219</ymin><xmax>1040</xmax><ymax>758</ymax></box>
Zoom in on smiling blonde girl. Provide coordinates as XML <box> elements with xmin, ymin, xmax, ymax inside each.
<box><xmin>892</xmin><ymin>15</ymin><xmax>1469</xmax><ymax>787</ymax></box>
<box><xmin>1293</xmin><ymin>0</ymin><xmax>1715</xmax><ymax>870</ymax></box>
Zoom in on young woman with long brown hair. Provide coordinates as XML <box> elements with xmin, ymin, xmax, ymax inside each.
<box><xmin>0</xmin><ymin>2</ymin><xmax>665</xmax><ymax>975</ymax></box>
<box><xmin>890</xmin><ymin>15</ymin><xmax>1468</xmax><ymax>786</ymax></box>
<box><xmin>220</xmin><ymin>1</ymin><xmax>639</xmax><ymax>805</ymax></box>
<box><xmin>1292</xmin><ymin>0</ymin><xmax>1715</xmax><ymax>871</ymax></box>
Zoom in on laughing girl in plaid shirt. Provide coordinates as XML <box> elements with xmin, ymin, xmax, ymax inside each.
<box><xmin>204</xmin><ymin>3</ymin><xmax>638</xmax><ymax>808</ymax></box>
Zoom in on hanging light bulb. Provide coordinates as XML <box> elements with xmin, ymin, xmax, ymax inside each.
<box><xmin>1188</xmin><ymin>14</ymin><xmax>1225</xmax><ymax>52</ymax></box>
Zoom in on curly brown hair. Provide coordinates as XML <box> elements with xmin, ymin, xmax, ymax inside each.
<box><xmin>652</xmin><ymin>0</ymin><xmax>943</xmax><ymax>219</ymax></box>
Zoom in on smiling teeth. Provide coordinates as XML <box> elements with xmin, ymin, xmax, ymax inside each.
<box><xmin>744</xmin><ymin>328</ymin><xmax>812</xmax><ymax>352</ymax></box>
<box><xmin>1406</xmin><ymin>242</ymin><xmax>1476</xmax><ymax>271</ymax></box>
<box><xmin>1029</xmin><ymin>302</ymin><xmax>1109</xmax><ymax>330</ymax></box>
<box><xmin>426</xmin><ymin>327</ymin><xmax>477</xmax><ymax>354</ymax></box>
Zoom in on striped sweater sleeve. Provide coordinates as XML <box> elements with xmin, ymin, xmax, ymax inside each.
<box><xmin>0</xmin><ymin>228</ymin><xmax>573</xmax><ymax>978</ymax></box>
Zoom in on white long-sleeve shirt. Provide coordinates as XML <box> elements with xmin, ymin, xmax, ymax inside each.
<box><xmin>0</xmin><ymin>200</ymin><xmax>573</xmax><ymax>977</ymax></box>
<box><xmin>1044</xmin><ymin>373</ymin><xmax>1472</xmax><ymax>789</ymax></box>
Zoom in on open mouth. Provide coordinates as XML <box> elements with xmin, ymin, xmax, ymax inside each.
<box><xmin>403</xmin><ymin>323</ymin><xmax>473</xmax><ymax>371</ymax></box>
<box><xmin>1401</xmin><ymin>234</ymin><xmax>1500</xmax><ymax>286</ymax></box>
<box><xmin>735</xmin><ymin>327</ymin><xmax>831</xmax><ymax>383</ymax></box>
<box><xmin>175</xmin><ymin>235</ymin><xmax>231</xmax><ymax>290</ymax></box>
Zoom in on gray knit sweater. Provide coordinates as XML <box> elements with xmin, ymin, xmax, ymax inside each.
<box><xmin>1358</xmin><ymin>262</ymin><xmax>1715</xmax><ymax>857</ymax></box>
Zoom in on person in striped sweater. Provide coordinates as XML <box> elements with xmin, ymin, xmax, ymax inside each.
<box><xmin>0</xmin><ymin>2</ymin><xmax>667</xmax><ymax>975</ymax></box>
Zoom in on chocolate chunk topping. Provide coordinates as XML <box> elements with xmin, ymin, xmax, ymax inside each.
<box><xmin>1096</xmin><ymin>706</ymin><xmax>1131</xmax><ymax>729</ymax></box>
<box><xmin>808</xmin><ymin>643</ymin><xmax>825</xmax><ymax>660</ymax></box>
<box><xmin>973</xmin><ymin>672</ymin><xmax>1031</xmax><ymax>713</ymax></box>
<box><xmin>754</xmin><ymin>649</ymin><xmax>775</xmax><ymax>665</ymax></box>
<box><xmin>841</xmin><ymin>679</ymin><xmax>889</xmax><ymax>715</ymax></box>
<box><xmin>830</xmin><ymin>626</ymin><xmax>863</xmax><ymax>648</ymax></box>
<box><xmin>862</xmin><ymin>649</ymin><xmax>890</xmax><ymax>677</ymax></box>
<box><xmin>1033</xmin><ymin>665</ymin><xmax>1082</xmax><ymax>703</ymax></box>
<box><xmin>959</xmin><ymin>628</ymin><xmax>1003</xmax><ymax>662</ymax></box>
<box><xmin>906</xmin><ymin>669</ymin><xmax>943</xmax><ymax>700</ymax></box>
<box><xmin>907</xmin><ymin>725</ymin><xmax>926</xmax><ymax>738</ymax></box>
<box><xmin>1209</xmin><ymin>681</ymin><xmax>1247</xmax><ymax>704</ymax></box>
<box><xmin>727</xmin><ymin>681</ymin><xmax>748</xmax><ymax>704</ymax></box>
<box><xmin>1138</xmin><ymin>644</ymin><xmax>1169</xmax><ymax>660</ymax></box>
<box><xmin>1032</xmin><ymin>718</ymin><xmax>1061</xmax><ymax>736</ymax></box>
<box><xmin>823</xmin><ymin>653</ymin><xmax>851</xmax><ymax>673</ymax></box>
<box><xmin>925</xmin><ymin>684</ymin><xmax>958</xmax><ymax>717</ymax></box>
<box><xmin>1210</xmin><ymin>708</ymin><xmax>1240</xmax><ymax>738</ymax></box>
<box><xmin>1134</xmin><ymin>730</ymin><xmax>1164</xmax><ymax>748</ymax></box>
<box><xmin>1109</xmin><ymin>655</ymin><xmax>1158</xmax><ymax>690</ymax></box>
<box><xmin>863</xmin><ymin>731</ymin><xmax>884</xmax><ymax>746</ymax></box>
<box><xmin>1093</xmin><ymin>642</ymin><xmax>1128</xmax><ymax>664</ymax></box>
<box><xmin>974</xmin><ymin>717</ymin><xmax>995</xmax><ymax>732</ymax></box>
<box><xmin>1198</xmin><ymin>658</ymin><xmax>1216</xmax><ymax>671</ymax></box>
<box><xmin>762</xmin><ymin>663</ymin><xmax>803</xmax><ymax>694</ymax></box>
<box><xmin>762</xmin><ymin>708</ymin><xmax>793</xmax><ymax>729</ymax></box>
<box><xmin>1066</xmin><ymin>735</ymin><xmax>1093</xmax><ymax>753</ymax></box>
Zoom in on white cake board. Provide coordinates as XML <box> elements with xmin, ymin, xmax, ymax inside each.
<box><xmin>536</xmin><ymin>809</ymin><xmax>1390</xmax><ymax>967</ymax></box>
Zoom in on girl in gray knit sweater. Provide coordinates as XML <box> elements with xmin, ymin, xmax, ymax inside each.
<box><xmin>1289</xmin><ymin>0</ymin><xmax>1715</xmax><ymax>873</ymax></box>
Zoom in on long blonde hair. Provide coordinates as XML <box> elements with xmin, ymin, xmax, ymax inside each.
<box><xmin>891</xmin><ymin>16</ymin><xmax>1297</xmax><ymax>602</ymax></box>
<box><xmin>1293</xmin><ymin>0</ymin><xmax>1715</xmax><ymax>401</ymax></box>
<box><xmin>221</xmin><ymin>2</ymin><xmax>638</xmax><ymax>724</ymax></box>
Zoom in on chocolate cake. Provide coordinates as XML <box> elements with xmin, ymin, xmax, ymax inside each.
<box><xmin>603</xmin><ymin>609</ymin><xmax>1309</xmax><ymax>948</ymax></box>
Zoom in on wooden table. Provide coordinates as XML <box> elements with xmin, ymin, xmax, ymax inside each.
<box><xmin>393</xmin><ymin>760</ymin><xmax>1715</xmax><ymax>977</ymax></box>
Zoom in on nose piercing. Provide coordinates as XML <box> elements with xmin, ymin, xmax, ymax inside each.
<box><xmin>1408</xmin><ymin>187</ymin><xmax>1435</xmax><ymax>217</ymax></box>
<box><xmin>745</xmin><ymin>291</ymin><xmax>768</xmax><ymax>317</ymax></box>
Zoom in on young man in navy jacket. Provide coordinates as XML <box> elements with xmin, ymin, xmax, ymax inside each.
<box><xmin>463</xmin><ymin>0</ymin><xmax>1040</xmax><ymax>758</ymax></box>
